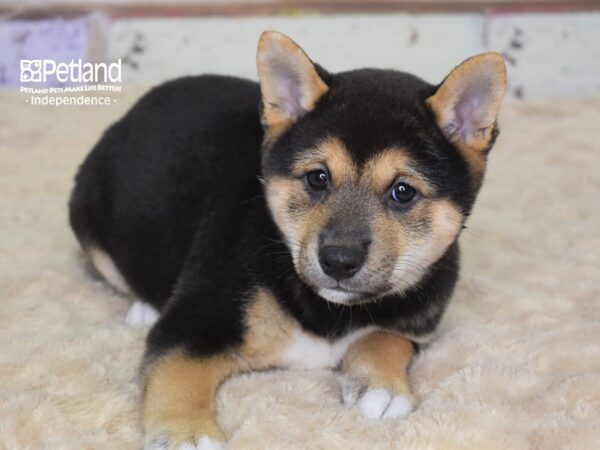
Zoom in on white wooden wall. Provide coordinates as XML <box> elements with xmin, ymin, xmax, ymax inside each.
<box><xmin>107</xmin><ymin>13</ymin><xmax>600</xmax><ymax>100</ymax></box>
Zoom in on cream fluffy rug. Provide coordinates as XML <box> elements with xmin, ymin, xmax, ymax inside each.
<box><xmin>1</xmin><ymin>89</ymin><xmax>599</xmax><ymax>450</ymax></box>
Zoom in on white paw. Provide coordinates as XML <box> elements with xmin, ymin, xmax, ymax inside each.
<box><xmin>193</xmin><ymin>437</ymin><xmax>224</xmax><ymax>450</ymax></box>
<box><xmin>351</xmin><ymin>388</ymin><xmax>413</xmax><ymax>420</ymax></box>
<box><xmin>145</xmin><ymin>436</ymin><xmax>223</xmax><ymax>450</ymax></box>
<box><xmin>357</xmin><ymin>388</ymin><xmax>391</xmax><ymax>418</ymax></box>
<box><xmin>125</xmin><ymin>301</ymin><xmax>159</xmax><ymax>327</ymax></box>
<box><xmin>174</xmin><ymin>437</ymin><xmax>224</xmax><ymax>450</ymax></box>
<box><xmin>382</xmin><ymin>394</ymin><xmax>413</xmax><ymax>418</ymax></box>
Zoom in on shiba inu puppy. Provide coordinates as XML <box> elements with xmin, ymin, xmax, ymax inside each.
<box><xmin>69</xmin><ymin>31</ymin><xmax>506</xmax><ymax>449</ymax></box>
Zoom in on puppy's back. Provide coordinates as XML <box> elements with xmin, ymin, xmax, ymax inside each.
<box><xmin>69</xmin><ymin>75</ymin><xmax>264</xmax><ymax>307</ymax></box>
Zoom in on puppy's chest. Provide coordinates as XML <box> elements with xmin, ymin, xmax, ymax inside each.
<box><xmin>283</xmin><ymin>326</ymin><xmax>375</xmax><ymax>369</ymax></box>
<box><xmin>240</xmin><ymin>289</ymin><xmax>375</xmax><ymax>370</ymax></box>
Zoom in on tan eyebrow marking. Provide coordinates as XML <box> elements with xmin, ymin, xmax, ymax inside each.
<box><xmin>291</xmin><ymin>137</ymin><xmax>357</xmax><ymax>186</ymax></box>
<box><xmin>362</xmin><ymin>148</ymin><xmax>435</xmax><ymax>197</ymax></box>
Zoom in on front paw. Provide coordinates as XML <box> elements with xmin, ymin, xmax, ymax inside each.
<box><xmin>145</xmin><ymin>435</ymin><xmax>224</xmax><ymax>450</ymax></box>
<box><xmin>342</xmin><ymin>377</ymin><xmax>413</xmax><ymax>419</ymax></box>
<box><xmin>144</xmin><ymin>416</ymin><xmax>225</xmax><ymax>450</ymax></box>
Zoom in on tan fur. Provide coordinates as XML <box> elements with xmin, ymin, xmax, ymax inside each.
<box><xmin>342</xmin><ymin>331</ymin><xmax>414</xmax><ymax>398</ymax></box>
<box><xmin>319</xmin><ymin>137</ymin><xmax>358</xmax><ymax>186</ymax></box>
<box><xmin>429</xmin><ymin>199</ymin><xmax>464</xmax><ymax>258</ymax></box>
<box><xmin>371</xmin><ymin>198</ymin><xmax>463</xmax><ymax>264</ymax></box>
<box><xmin>385</xmin><ymin>200</ymin><xmax>464</xmax><ymax>293</ymax></box>
<box><xmin>142</xmin><ymin>352</ymin><xmax>240</xmax><ymax>445</ymax></box>
<box><xmin>291</xmin><ymin>137</ymin><xmax>358</xmax><ymax>186</ymax></box>
<box><xmin>368</xmin><ymin>204</ymin><xmax>404</xmax><ymax>265</ymax></box>
<box><xmin>297</xmin><ymin>202</ymin><xmax>332</xmax><ymax>264</ymax></box>
<box><xmin>262</xmin><ymin>121</ymin><xmax>292</xmax><ymax>148</ymax></box>
<box><xmin>362</xmin><ymin>148</ymin><xmax>434</xmax><ymax>197</ymax></box>
<box><xmin>264</xmin><ymin>176</ymin><xmax>298</xmax><ymax>249</ymax></box>
<box><xmin>426</xmin><ymin>52</ymin><xmax>506</xmax><ymax>176</ymax></box>
<box><xmin>142</xmin><ymin>289</ymin><xmax>304</xmax><ymax>446</ymax></box>
<box><xmin>455</xmin><ymin>137</ymin><xmax>489</xmax><ymax>178</ymax></box>
<box><xmin>264</xmin><ymin>175</ymin><xmax>333</xmax><ymax>262</ymax></box>
<box><xmin>239</xmin><ymin>288</ymin><xmax>298</xmax><ymax>368</ymax></box>
<box><xmin>256</xmin><ymin>31</ymin><xmax>328</xmax><ymax>142</ymax></box>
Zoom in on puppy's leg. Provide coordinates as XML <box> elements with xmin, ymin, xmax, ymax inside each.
<box><xmin>341</xmin><ymin>331</ymin><xmax>414</xmax><ymax>420</ymax></box>
<box><xmin>142</xmin><ymin>351</ymin><xmax>240</xmax><ymax>450</ymax></box>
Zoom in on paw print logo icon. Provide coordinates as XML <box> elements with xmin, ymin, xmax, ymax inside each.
<box><xmin>20</xmin><ymin>60</ymin><xmax>43</xmax><ymax>82</ymax></box>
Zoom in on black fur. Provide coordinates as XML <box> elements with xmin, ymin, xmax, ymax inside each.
<box><xmin>70</xmin><ymin>68</ymin><xmax>483</xmax><ymax>361</ymax></box>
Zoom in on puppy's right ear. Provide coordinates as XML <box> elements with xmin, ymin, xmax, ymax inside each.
<box><xmin>256</xmin><ymin>31</ymin><xmax>329</xmax><ymax>141</ymax></box>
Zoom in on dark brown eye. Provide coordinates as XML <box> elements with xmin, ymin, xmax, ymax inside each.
<box><xmin>306</xmin><ymin>169</ymin><xmax>329</xmax><ymax>191</ymax></box>
<box><xmin>391</xmin><ymin>182</ymin><xmax>417</xmax><ymax>204</ymax></box>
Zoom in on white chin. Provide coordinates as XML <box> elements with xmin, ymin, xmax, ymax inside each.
<box><xmin>318</xmin><ymin>288</ymin><xmax>358</xmax><ymax>304</ymax></box>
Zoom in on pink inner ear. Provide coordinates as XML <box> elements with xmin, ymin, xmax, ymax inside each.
<box><xmin>272</xmin><ymin>63</ymin><xmax>304</xmax><ymax>119</ymax></box>
<box><xmin>454</xmin><ymin>85</ymin><xmax>489</xmax><ymax>140</ymax></box>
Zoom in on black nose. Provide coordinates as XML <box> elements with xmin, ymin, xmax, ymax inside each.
<box><xmin>318</xmin><ymin>245</ymin><xmax>366</xmax><ymax>280</ymax></box>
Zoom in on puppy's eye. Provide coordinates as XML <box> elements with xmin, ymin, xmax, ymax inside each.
<box><xmin>391</xmin><ymin>182</ymin><xmax>417</xmax><ymax>204</ymax></box>
<box><xmin>306</xmin><ymin>169</ymin><xmax>329</xmax><ymax>191</ymax></box>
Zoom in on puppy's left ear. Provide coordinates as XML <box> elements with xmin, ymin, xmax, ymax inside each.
<box><xmin>427</xmin><ymin>53</ymin><xmax>506</xmax><ymax>155</ymax></box>
<box><xmin>256</xmin><ymin>31</ymin><xmax>329</xmax><ymax>140</ymax></box>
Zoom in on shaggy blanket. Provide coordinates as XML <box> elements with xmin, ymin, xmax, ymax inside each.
<box><xmin>1</xmin><ymin>89</ymin><xmax>599</xmax><ymax>450</ymax></box>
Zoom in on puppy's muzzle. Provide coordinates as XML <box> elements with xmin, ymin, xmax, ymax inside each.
<box><xmin>317</xmin><ymin>213</ymin><xmax>371</xmax><ymax>281</ymax></box>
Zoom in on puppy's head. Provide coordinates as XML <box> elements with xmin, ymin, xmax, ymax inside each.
<box><xmin>257</xmin><ymin>31</ymin><xmax>506</xmax><ymax>305</ymax></box>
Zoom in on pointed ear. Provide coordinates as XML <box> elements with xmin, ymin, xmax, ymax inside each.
<box><xmin>256</xmin><ymin>31</ymin><xmax>329</xmax><ymax>140</ymax></box>
<box><xmin>427</xmin><ymin>53</ymin><xmax>506</xmax><ymax>156</ymax></box>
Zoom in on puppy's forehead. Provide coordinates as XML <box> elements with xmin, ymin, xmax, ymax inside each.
<box><xmin>292</xmin><ymin>136</ymin><xmax>357</xmax><ymax>184</ymax></box>
<box><xmin>362</xmin><ymin>148</ymin><xmax>434</xmax><ymax>196</ymax></box>
<box><xmin>292</xmin><ymin>137</ymin><xmax>433</xmax><ymax>195</ymax></box>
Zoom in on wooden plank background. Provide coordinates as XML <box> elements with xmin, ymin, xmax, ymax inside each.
<box><xmin>2</xmin><ymin>0</ymin><xmax>600</xmax><ymax>18</ymax></box>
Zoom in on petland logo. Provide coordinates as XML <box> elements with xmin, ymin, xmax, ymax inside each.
<box><xmin>19</xmin><ymin>58</ymin><xmax>122</xmax><ymax>106</ymax></box>
<box><xmin>20</xmin><ymin>59</ymin><xmax>122</xmax><ymax>84</ymax></box>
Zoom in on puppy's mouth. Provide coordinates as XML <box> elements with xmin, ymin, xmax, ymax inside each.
<box><xmin>295</xmin><ymin>250</ymin><xmax>389</xmax><ymax>304</ymax></box>
<box><xmin>316</xmin><ymin>286</ymin><xmax>380</xmax><ymax>305</ymax></box>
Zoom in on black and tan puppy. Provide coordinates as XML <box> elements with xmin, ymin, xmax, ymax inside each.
<box><xmin>69</xmin><ymin>31</ymin><xmax>506</xmax><ymax>449</ymax></box>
